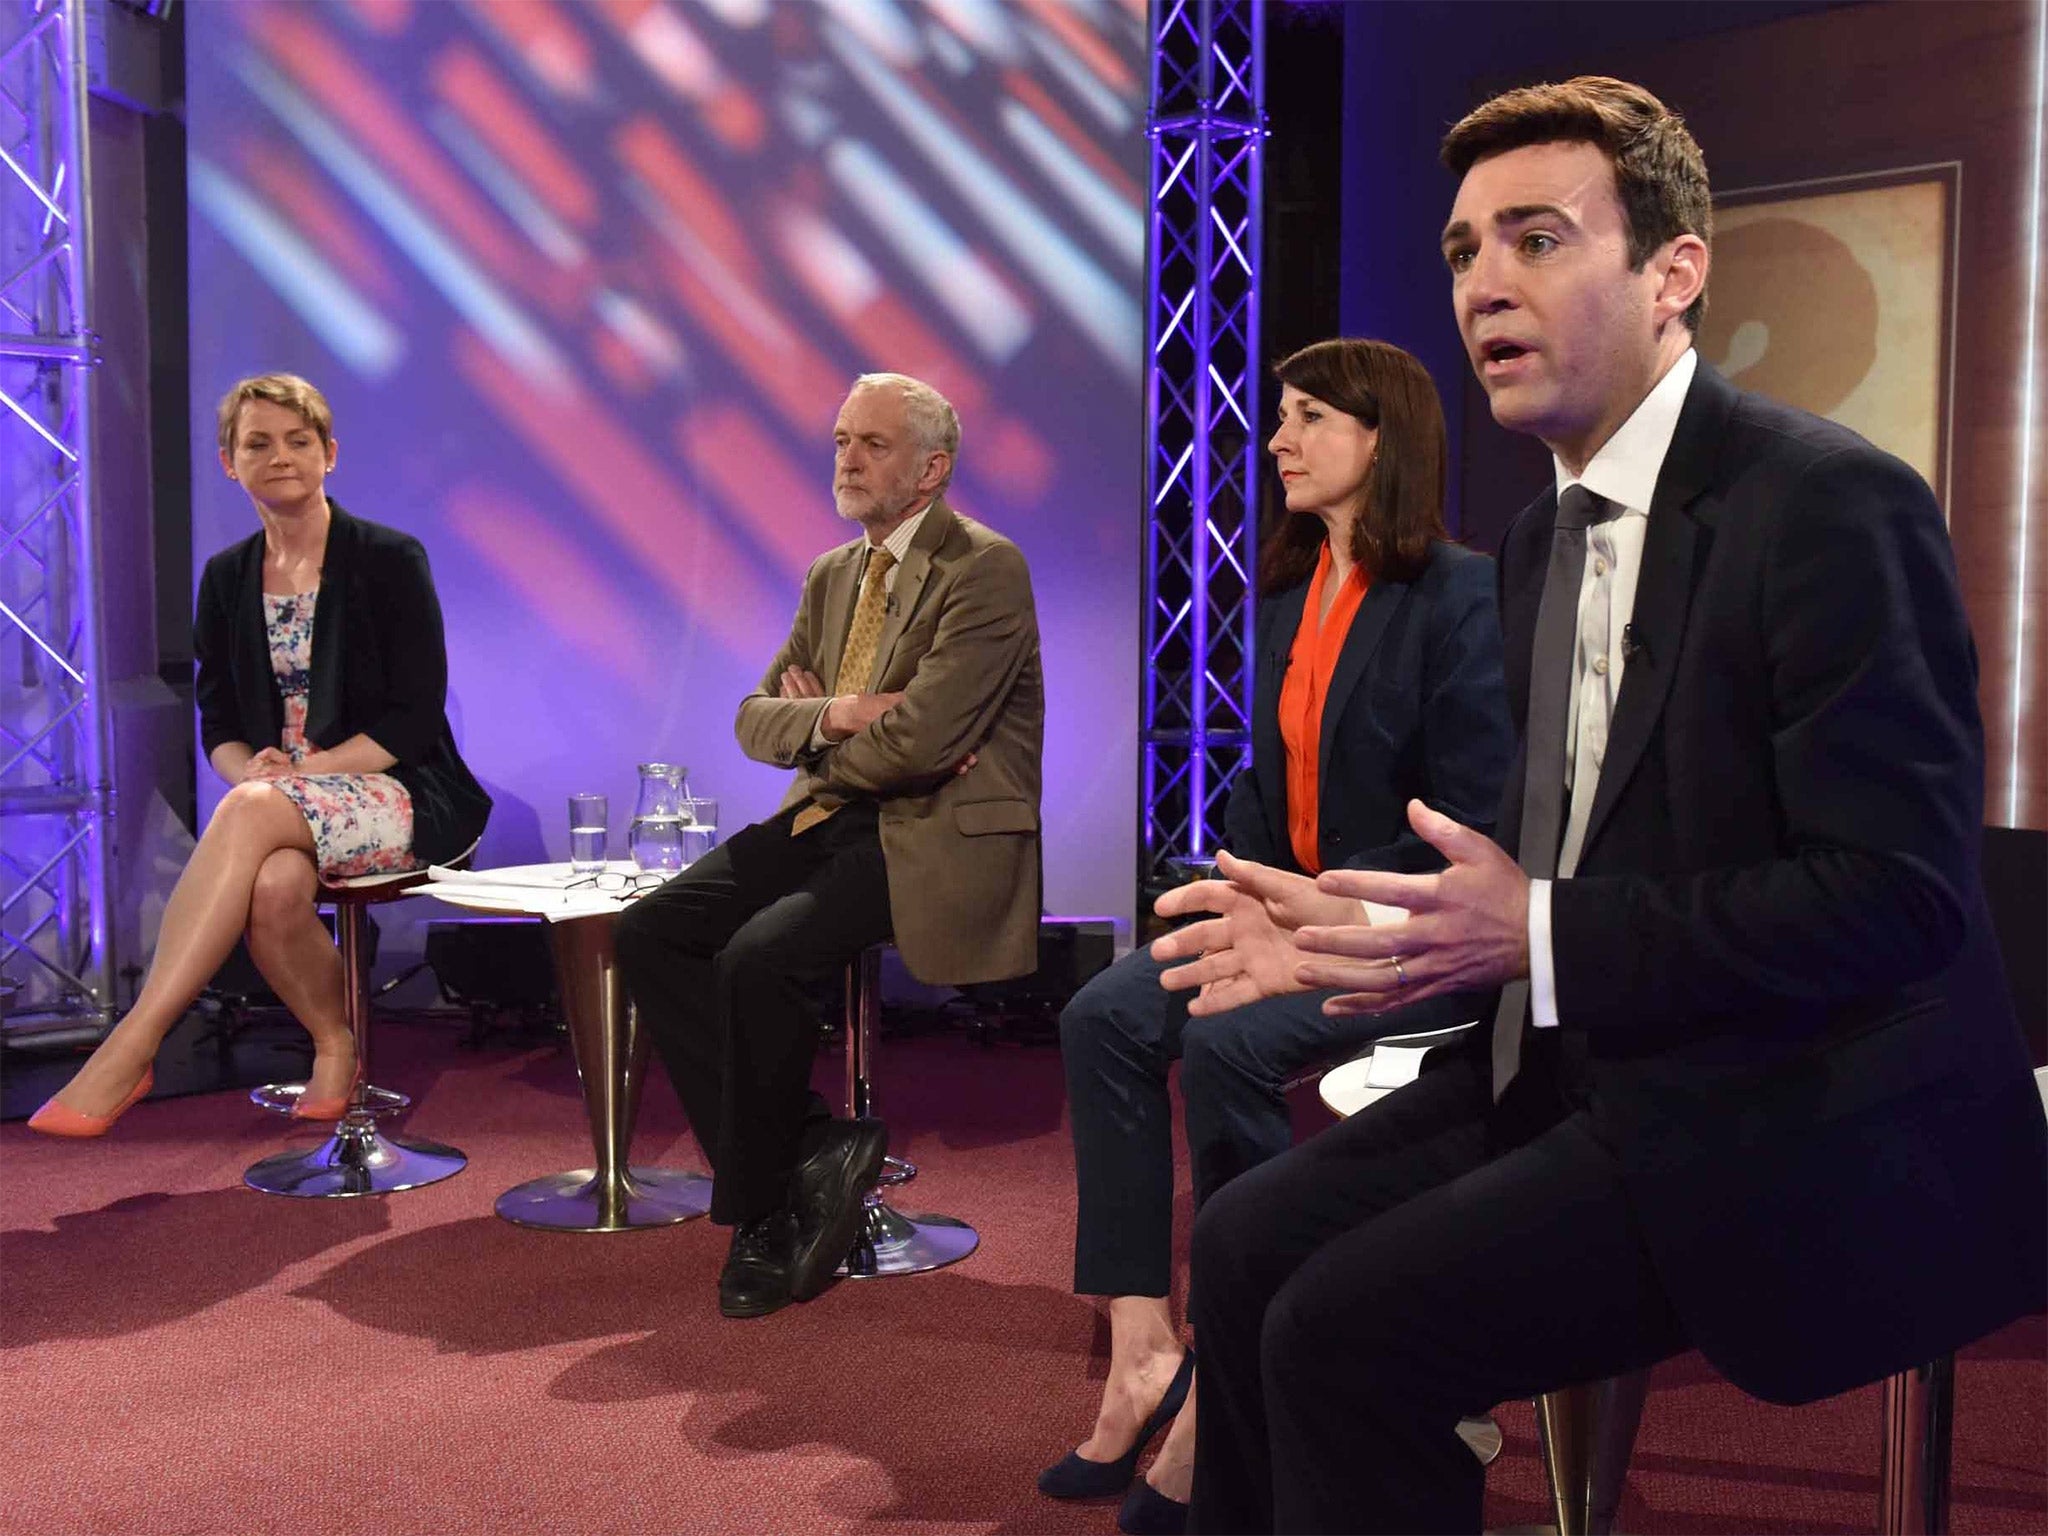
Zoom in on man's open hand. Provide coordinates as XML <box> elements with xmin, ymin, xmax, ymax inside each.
<box><xmin>1296</xmin><ymin>799</ymin><xmax>1531</xmax><ymax>1014</ymax></box>
<box><xmin>1147</xmin><ymin>850</ymin><xmax>1363</xmax><ymax>1016</ymax></box>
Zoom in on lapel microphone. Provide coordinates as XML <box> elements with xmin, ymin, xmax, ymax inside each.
<box><xmin>1622</xmin><ymin>623</ymin><xmax>1646</xmax><ymax>663</ymax></box>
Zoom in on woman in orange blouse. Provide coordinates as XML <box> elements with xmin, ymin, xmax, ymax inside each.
<box><xmin>1039</xmin><ymin>340</ymin><xmax>1513</xmax><ymax>1533</ymax></box>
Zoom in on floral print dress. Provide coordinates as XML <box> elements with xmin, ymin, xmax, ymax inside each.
<box><xmin>264</xmin><ymin>588</ymin><xmax>417</xmax><ymax>878</ymax></box>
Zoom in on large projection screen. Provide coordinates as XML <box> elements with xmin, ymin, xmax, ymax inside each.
<box><xmin>186</xmin><ymin>0</ymin><xmax>1147</xmax><ymax>954</ymax></box>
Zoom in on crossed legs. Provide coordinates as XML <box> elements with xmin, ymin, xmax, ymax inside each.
<box><xmin>44</xmin><ymin>780</ymin><xmax>352</xmax><ymax>1115</ymax></box>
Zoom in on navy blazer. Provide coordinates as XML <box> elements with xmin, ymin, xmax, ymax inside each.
<box><xmin>1493</xmin><ymin>361</ymin><xmax>2045</xmax><ymax>1403</ymax></box>
<box><xmin>1222</xmin><ymin>539</ymin><xmax>1512</xmax><ymax>877</ymax></box>
<box><xmin>194</xmin><ymin>503</ymin><xmax>491</xmax><ymax>865</ymax></box>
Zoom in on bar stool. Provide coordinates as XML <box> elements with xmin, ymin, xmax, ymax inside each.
<box><xmin>244</xmin><ymin>864</ymin><xmax>466</xmax><ymax>1198</ymax></box>
<box><xmin>834</xmin><ymin>945</ymin><xmax>978</xmax><ymax>1278</ymax></box>
<box><xmin>1537</xmin><ymin>1068</ymin><xmax>2048</xmax><ymax>1535</ymax></box>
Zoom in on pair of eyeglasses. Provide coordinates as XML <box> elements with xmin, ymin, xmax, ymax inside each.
<box><xmin>563</xmin><ymin>869</ymin><xmax>669</xmax><ymax>897</ymax></box>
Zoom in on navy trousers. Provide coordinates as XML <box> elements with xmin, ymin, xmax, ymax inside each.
<box><xmin>1186</xmin><ymin>1041</ymin><xmax>1689</xmax><ymax>1533</ymax></box>
<box><xmin>1060</xmin><ymin>942</ymin><xmax>1481</xmax><ymax>1298</ymax></box>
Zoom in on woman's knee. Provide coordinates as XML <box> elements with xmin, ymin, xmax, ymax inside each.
<box><xmin>1059</xmin><ymin>951</ymin><xmax>1170</xmax><ymax>1060</ymax></box>
<box><xmin>210</xmin><ymin>779</ymin><xmax>302</xmax><ymax>845</ymax></box>
<box><xmin>1180</xmin><ymin>1011</ymin><xmax>1275</xmax><ymax>1095</ymax></box>
<box><xmin>247</xmin><ymin>850</ymin><xmax>318</xmax><ymax>937</ymax></box>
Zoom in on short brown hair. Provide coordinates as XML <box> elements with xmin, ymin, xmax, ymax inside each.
<box><xmin>216</xmin><ymin>373</ymin><xmax>335</xmax><ymax>456</ymax></box>
<box><xmin>1258</xmin><ymin>338</ymin><xmax>1448</xmax><ymax>596</ymax></box>
<box><xmin>1441</xmin><ymin>76</ymin><xmax>1711</xmax><ymax>330</ymax></box>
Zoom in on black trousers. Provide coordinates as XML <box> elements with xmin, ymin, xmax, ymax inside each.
<box><xmin>1060</xmin><ymin>945</ymin><xmax>1478</xmax><ymax>1297</ymax></box>
<box><xmin>1187</xmin><ymin>1039</ymin><xmax>1690</xmax><ymax>1534</ymax></box>
<box><xmin>615</xmin><ymin>802</ymin><xmax>893</xmax><ymax>1226</ymax></box>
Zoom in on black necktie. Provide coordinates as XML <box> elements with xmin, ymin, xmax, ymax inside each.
<box><xmin>1491</xmin><ymin>485</ymin><xmax>1615</xmax><ymax>1099</ymax></box>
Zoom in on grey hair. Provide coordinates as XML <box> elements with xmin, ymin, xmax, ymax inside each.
<box><xmin>852</xmin><ymin>372</ymin><xmax>959</xmax><ymax>488</ymax></box>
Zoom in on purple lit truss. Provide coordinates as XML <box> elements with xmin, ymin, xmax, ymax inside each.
<box><xmin>0</xmin><ymin>0</ymin><xmax>113</xmax><ymax>1032</ymax></box>
<box><xmin>1141</xmin><ymin>0</ymin><xmax>1263</xmax><ymax>891</ymax></box>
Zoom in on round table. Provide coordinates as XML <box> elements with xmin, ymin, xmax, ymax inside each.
<box><xmin>425</xmin><ymin>861</ymin><xmax>711</xmax><ymax>1231</ymax></box>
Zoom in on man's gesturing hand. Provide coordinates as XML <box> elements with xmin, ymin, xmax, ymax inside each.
<box><xmin>1147</xmin><ymin>850</ymin><xmax>1363</xmax><ymax>1016</ymax></box>
<box><xmin>1296</xmin><ymin>799</ymin><xmax>1531</xmax><ymax>1014</ymax></box>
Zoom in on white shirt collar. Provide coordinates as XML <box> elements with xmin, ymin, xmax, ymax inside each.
<box><xmin>870</xmin><ymin>504</ymin><xmax>931</xmax><ymax>566</ymax></box>
<box><xmin>1553</xmin><ymin>347</ymin><xmax>1697</xmax><ymax>516</ymax></box>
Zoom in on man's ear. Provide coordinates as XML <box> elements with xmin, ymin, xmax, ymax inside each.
<box><xmin>1653</xmin><ymin>232</ymin><xmax>1709</xmax><ymax>330</ymax></box>
<box><xmin>919</xmin><ymin>450</ymin><xmax>952</xmax><ymax>495</ymax></box>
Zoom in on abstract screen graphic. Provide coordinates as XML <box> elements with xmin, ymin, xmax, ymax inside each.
<box><xmin>187</xmin><ymin>0</ymin><xmax>1147</xmax><ymax>930</ymax></box>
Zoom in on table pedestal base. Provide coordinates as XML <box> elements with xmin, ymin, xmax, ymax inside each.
<box><xmin>494</xmin><ymin>1165</ymin><xmax>711</xmax><ymax>1231</ymax></box>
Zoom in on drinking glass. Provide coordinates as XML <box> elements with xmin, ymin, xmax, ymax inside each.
<box><xmin>568</xmin><ymin>792</ymin><xmax>608</xmax><ymax>873</ymax></box>
<box><xmin>680</xmin><ymin>797</ymin><xmax>719</xmax><ymax>866</ymax></box>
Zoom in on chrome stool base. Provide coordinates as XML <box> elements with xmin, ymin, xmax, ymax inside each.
<box><xmin>836</xmin><ymin>948</ymin><xmax>979</xmax><ymax>1279</ymax></box>
<box><xmin>250</xmin><ymin>1081</ymin><xmax>409</xmax><ymax>1116</ymax></box>
<box><xmin>244</xmin><ymin>1117</ymin><xmax>467</xmax><ymax>1198</ymax></box>
<box><xmin>494</xmin><ymin>1165</ymin><xmax>711</xmax><ymax>1231</ymax></box>
<box><xmin>838</xmin><ymin>1196</ymin><xmax>979</xmax><ymax>1278</ymax></box>
<box><xmin>1457</xmin><ymin>1414</ymin><xmax>1504</xmax><ymax>1465</ymax></box>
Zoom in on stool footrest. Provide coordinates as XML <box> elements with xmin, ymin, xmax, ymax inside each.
<box><xmin>250</xmin><ymin>1082</ymin><xmax>410</xmax><ymax>1117</ymax></box>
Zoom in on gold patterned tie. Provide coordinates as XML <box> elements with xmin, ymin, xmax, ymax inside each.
<box><xmin>792</xmin><ymin>546</ymin><xmax>896</xmax><ymax>836</ymax></box>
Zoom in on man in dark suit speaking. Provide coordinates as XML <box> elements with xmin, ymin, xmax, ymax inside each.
<box><xmin>1151</xmin><ymin>76</ymin><xmax>2046</xmax><ymax>1532</ymax></box>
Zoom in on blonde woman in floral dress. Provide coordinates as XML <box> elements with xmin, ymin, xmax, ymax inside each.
<box><xmin>30</xmin><ymin>374</ymin><xmax>489</xmax><ymax>1136</ymax></box>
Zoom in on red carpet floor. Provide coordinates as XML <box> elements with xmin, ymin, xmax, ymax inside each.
<box><xmin>3</xmin><ymin>1023</ymin><xmax>2041</xmax><ymax>1535</ymax></box>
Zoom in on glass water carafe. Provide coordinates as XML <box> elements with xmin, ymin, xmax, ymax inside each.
<box><xmin>629</xmin><ymin>762</ymin><xmax>689</xmax><ymax>875</ymax></box>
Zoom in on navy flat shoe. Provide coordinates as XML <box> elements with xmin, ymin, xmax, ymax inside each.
<box><xmin>1117</xmin><ymin>1479</ymin><xmax>1190</xmax><ymax>1535</ymax></box>
<box><xmin>1037</xmin><ymin>1349</ymin><xmax>1196</xmax><ymax>1499</ymax></box>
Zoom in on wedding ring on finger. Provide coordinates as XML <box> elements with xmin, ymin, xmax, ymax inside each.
<box><xmin>1391</xmin><ymin>956</ymin><xmax>1408</xmax><ymax>987</ymax></box>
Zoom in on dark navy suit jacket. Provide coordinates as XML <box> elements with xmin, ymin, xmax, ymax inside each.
<box><xmin>1223</xmin><ymin>539</ymin><xmax>1513</xmax><ymax>879</ymax></box>
<box><xmin>1492</xmin><ymin>361</ymin><xmax>2045</xmax><ymax>1403</ymax></box>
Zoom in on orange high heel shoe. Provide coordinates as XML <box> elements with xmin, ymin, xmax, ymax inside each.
<box><xmin>27</xmin><ymin>1067</ymin><xmax>155</xmax><ymax>1138</ymax></box>
<box><xmin>290</xmin><ymin>1063</ymin><xmax>363</xmax><ymax>1122</ymax></box>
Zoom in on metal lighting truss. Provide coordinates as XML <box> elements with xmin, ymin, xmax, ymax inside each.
<box><xmin>0</xmin><ymin>0</ymin><xmax>111</xmax><ymax>1026</ymax></box>
<box><xmin>1141</xmin><ymin>0</ymin><xmax>1263</xmax><ymax>892</ymax></box>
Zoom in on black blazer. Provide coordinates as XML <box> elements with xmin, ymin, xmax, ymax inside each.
<box><xmin>1223</xmin><ymin>539</ymin><xmax>1513</xmax><ymax>877</ymax></box>
<box><xmin>1493</xmin><ymin>361</ymin><xmax>2045</xmax><ymax>1404</ymax></box>
<box><xmin>194</xmin><ymin>502</ymin><xmax>491</xmax><ymax>865</ymax></box>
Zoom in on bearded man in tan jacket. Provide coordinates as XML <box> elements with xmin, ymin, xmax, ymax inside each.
<box><xmin>618</xmin><ymin>372</ymin><xmax>1044</xmax><ymax>1319</ymax></box>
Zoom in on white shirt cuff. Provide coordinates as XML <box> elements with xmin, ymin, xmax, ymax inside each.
<box><xmin>807</xmin><ymin>700</ymin><xmax>840</xmax><ymax>751</ymax></box>
<box><xmin>1528</xmin><ymin>878</ymin><xmax>1559</xmax><ymax>1028</ymax></box>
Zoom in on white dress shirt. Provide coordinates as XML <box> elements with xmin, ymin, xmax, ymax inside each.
<box><xmin>1528</xmin><ymin>348</ymin><xmax>1696</xmax><ymax>1029</ymax></box>
<box><xmin>807</xmin><ymin>504</ymin><xmax>931</xmax><ymax>747</ymax></box>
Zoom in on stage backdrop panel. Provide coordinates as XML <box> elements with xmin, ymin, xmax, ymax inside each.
<box><xmin>186</xmin><ymin>0</ymin><xmax>1146</xmax><ymax>949</ymax></box>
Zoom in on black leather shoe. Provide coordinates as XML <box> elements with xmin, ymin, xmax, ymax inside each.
<box><xmin>1038</xmin><ymin>1349</ymin><xmax>1196</xmax><ymax>1498</ymax></box>
<box><xmin>1117</xmin><ymin>1479</ymin><xmax>1189</xmax><ymax>1535</ymax></box>
<box><xmin>719</xmin><ymin>1211</ymin><xmax>796</xmax><ymax>1319</ymax></box>
<box><xmin>787</xmin><ymin>1116</ymin><xmax>887</xmax><ymax>1301</ymax></box>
